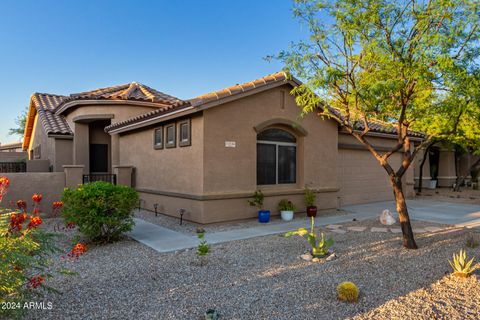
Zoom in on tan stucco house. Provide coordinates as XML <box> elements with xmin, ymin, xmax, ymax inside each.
<box><xmin>22</xmin><ymin>71</ymin><xmax>461</xmax><ymax>223</ymax></box>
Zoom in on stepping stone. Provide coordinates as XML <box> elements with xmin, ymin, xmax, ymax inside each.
<box><xmin>330</xmin><ymin>229</ymin><xmax>347</xmax><ymax>234</ymax></box>
<box><xmin>424</xmin><ymin>226</ymin><xmax>443</xmax><ymax>233</ymax></box>
<box><xmin>326</xmin><ymin>224</ymin><xmax>343</xmax><ymax>229</ymax></box>
<box><xmin>413</xmin><ymin>228</ymin><xmax>427</xmax><ymax>233</ymax></box>
<box><xmin>390</xmin><ymin>228</ymin><xmax>402</xmax><ymax>233</ymax></box>
<box><xmin>371</xmin><ymin>227</ymin><xmax>389</xmax><ymax>232</ymax></box>
<box><xmin>347</xmin><ymin>226</ymin><xmax>367</xmax><ymax>232</ymax></box>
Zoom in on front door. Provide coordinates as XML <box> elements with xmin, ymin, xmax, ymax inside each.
<box><xmin>90</xmin><ymin>144</ymin><xmax>108</xmax><ymax>173</ymax></box>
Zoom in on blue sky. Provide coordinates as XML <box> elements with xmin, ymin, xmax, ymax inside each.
<box><xmin>0</xmin><ymin>0</ymin><xmax>307</xmax><ymax>144</ymax></box>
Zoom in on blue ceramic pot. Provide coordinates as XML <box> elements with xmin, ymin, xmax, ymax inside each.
<box><xmin>258</xmin><ymin>210</ymin><xmax>270</xmax><ymax>223</ymax></box>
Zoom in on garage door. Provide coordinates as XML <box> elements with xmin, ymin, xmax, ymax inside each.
<box><xmin>338</xmin><ymin>148</ymin><xmax>401</xmax><ymax>206</ymax></box>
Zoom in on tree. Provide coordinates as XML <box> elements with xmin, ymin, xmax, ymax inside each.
<box><xmin>276</xmin><ymin>0</ymin><xmax>479</xmax><ymax>249</ymax></box>
<box><xmin>9</xmin><ymin>107</ymin><xmax>28</xmax><ymax>138</ymax></box>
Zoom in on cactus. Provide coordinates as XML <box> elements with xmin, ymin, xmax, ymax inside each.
<box><xmin>337</xmin><ymin>281</ymin><xmax>359</xmax><ymax>302</ymax></box>
<box><xmin>449</xmin><ymin>249</ymin><xmax>476</xmax><ymax>278</ymax></box>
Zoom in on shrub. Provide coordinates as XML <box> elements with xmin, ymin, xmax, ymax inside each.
<box><xmin>0</xmin><ymin>177</ymin><xmax>63</xmax><ymax>319</ymax></box>
<box><xmin>196</xmin><ymin>233</ymin><xmax>210</xmax><ymax>266</ymax></box>
<box><xmin>304</xmin><ymin>187</ymin><xmax>316</xmax><ymax>207</ymax></box>
<box><xmin>248</xmin><ymin>190</ymin><xmax>264</xmax><ymax>210</ymax></box>
<box><xmin>466</xmin><ymin>234</ymin><xmax>479</xmax><ymax>248</ymax></box>
<box><xmin>61</xmin><ymin>182</ymin><xmax>139</xmax><ymax>243</ymax></box>
<box><xmin>278</xmin><ymin>199</ymin><xmax>296</xmax><ymax>211</ymax></box>
<box><xmin>337</xmin><ymin>282</ymin><xmax>359</xmax><ymax>302</ymax></box>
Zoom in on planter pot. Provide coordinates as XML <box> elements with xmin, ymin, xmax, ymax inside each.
<box><xmin>258</xmin><ymin>210</ymin><xmax>270</xmax><ymax>223</ymax></box>
<box><xmin>306</xmin><ymin>206</ymin><xmax>317</xmax><ymax>217</ymax></box>
<box><xmin>428</xmin><ymin>180</ymin><xmax>437</xmax><ymax>189</ymax></box>
<box><xmin>280</xmin><ymin>210</ymin><xmax>294</xmax><ymax>221</ymax></box>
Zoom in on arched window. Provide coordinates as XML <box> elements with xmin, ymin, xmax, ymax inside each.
<box><xmin>257</xmin><ymin>128</ymin><xmax>296</xmax><ymax>185</ymax></box>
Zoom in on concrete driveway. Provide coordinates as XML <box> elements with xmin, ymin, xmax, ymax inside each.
<box><xmin>342</xmin><ymin>199</ymin><xmax>480</xmax><ymax>227</ymax></box>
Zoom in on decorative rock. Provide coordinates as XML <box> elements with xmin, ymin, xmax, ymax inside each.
<box><xmin>347</xmin><ymin>226</ymin><xmax>367</xmax><ymax>232</ymax></box>
<box><xmin>425</xmin><ymin>226</ymin><xmax>443</xmax><ymax>233</ymax></box>
<box><xmin>301</xmin><ymin>253</ymin><xmax>313</xmax><ymax>261</ymax></box>
<box><xmin>312</xmin><ymin>257</ymin><xmax>320</xmax><ymax>263</ymax></box>
<box><xmin>326</xmin><ymin>253</ymin><xmax>337</xmax><ymax>261</ymax></box>
<box><xmin>390</xmin><ymin>228</ymin><xmax>402</xmax><ymax>233</ymax></box>
<box><xmin>371</xmin><ymin>227</ymin><xmax>389</xmax><ymax>232</ymax></box>
<box><xmin>326</xmin><ymin>224</ymin><xmax>343</xmax><ymax>229</ymax></box>
<box><xmin>331</xmin><ymin>229</ymin><xmax>347</xmax><ymax>234</ymax></box>
<box><xmin>380</xmin><ymin>209</ymin><xmax>396</xmax><ymax>225</ymax></box>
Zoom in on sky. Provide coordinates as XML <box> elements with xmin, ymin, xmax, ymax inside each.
<box><xmin>0</xmin><ymin>0</ymin><xmax>308</xmax><ymax>144</ymax></box>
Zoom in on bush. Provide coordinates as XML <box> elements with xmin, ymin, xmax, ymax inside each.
<box><xmin>0</xmin><ymin>177</ymin><xmax>61</xmax><ymax>319</ymax></box>
<box><xmin>61</xmin><ymin>182</ymin><xmax>139</xmax><ymax>243</ymax></box>
<box><xmin>337</xmin><ymin>281</ymin><xmax>359</xmax><ymax>302</ymax></box>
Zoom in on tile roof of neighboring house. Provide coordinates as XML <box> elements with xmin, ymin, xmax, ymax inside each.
<box><xmin>106</xmin><ymin>72</ymin><xmax>298</xmax><ymax>132</ymax></box>
<box><xmin>23</xmin><ymin>82</ymin><xmax>188</xmax><ymax>150</ymax></box>
<box><xmin>0</xmin><ymin>141</ymin><xmax>22</xmax><ymax>150</ymax></box>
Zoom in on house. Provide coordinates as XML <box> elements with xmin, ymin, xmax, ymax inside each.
<box><xmin>22</xmin><ymin>71</ymin><xmax>459</xmax><ymax>223</ymax></box>
<box><xmin>0</xmin><ymin>142</ymin><xmax>23</xmax><ymax>152</ymax></box>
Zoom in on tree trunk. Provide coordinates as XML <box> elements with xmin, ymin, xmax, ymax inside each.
<box><xmin>391</xmin><ymin>176</ymin><xmax>418</xmax><ymax>249</ymax></box>
<box><xmin>418</xmin><ymin>144</ymin><xmax>433</xmax><ymax>194</ymax></box>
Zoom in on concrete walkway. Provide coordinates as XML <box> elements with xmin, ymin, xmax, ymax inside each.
<box><xmin>129</xmin><ymin>199</ymin><xmax>480</xmax><ymax>253</ymax></box>
<box><xmin>342</xmin><ymin>199</ymin><xmax>480</xmax><ymax>228</ymax></box>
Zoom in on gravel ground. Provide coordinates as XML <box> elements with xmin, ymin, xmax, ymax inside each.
<box><xmin>134</xmin><ymin>207</ymin><xmax>349</xmax><ymax>235</ymax></box>
<box><xmin>24</xmin><ymin>218</ymin><xmax>480</xmax><ymax>320</ymax></box>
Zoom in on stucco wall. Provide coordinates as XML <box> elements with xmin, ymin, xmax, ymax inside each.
<box><xmin>338</xmin><ymin>133</ymin><xmax>415</xmax><ymax>206</ymax></box>
<box><xmin>64</xmin><ymin>104</ymin><xmax>158</xmax><ymax>130</ymax></box>
<box><xmin>53</xmin><ymin>138</ymin><xmax>73</xmax><ymax>172</ymax></box>
<box><xmin>0</xmin><ymin>172</ymin><xmax>65</xmax><ymax>214</ymax></box>
<box><xmin>0</xmin><ymin>152</ymin><xmax>27</xmax><ymax>162</ymax></box>
<box><xmin>119</xmin><ymin>114</ymin><xmax>204</xmax><ymax>195</ymax></box>
<box><xmin>203</xmin><ymin>84</ymin><xmax>339</xmax><ymax>194</ymax></box>
<box><xmin>28</xmin><ymin>114</ymin><xmax>55</xmax><ymax>166</ymax></box>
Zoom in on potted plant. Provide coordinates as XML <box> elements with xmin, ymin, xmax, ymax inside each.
<box><xmin>278</xmin><ymin>199</ymin><xmax>295</xmax><ymax>221</ymax></box>
<box><xmin>248</xmin><ymin>190</ymin><xmax>270</xmax><ymax>223</ymax></box>
<box><xmin>305</xmin><ymin>187</ymin><xmax>317</xmax><ymax>217</ymax></box>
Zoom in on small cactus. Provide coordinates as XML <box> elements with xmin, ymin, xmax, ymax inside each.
<box><xmin>449</xmin><ymin>249</ymin><xmax>476</xmax><ymax>278</ymax></box>
<box><xmin>337</xmin><ymin>281</ymin><xmax>359</xmax><ymax>302</ymax></box>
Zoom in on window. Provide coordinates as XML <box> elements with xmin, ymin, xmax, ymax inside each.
<box><xmin>257</xmin><ymin>128</ymin><xmax>296</xmax><ymax>185</ymax></box>
<box><xmin>165</xmin><ymin>123</ymin><xmax>176</xmax><ymax>148</ymax></box>
<box><xmin>153</xmin><ymin>127</ymin><xmax>163</xmax><ymax>149</ymax></box>
<box><xmin>33</xmin><ymin>145</ymin><xmax>41</xmax><ymax>159</ymax></box>
<box><xmin>178</xmin><ymin>119</ymin><xmax>191</xmax><ymax>147</ymax></box>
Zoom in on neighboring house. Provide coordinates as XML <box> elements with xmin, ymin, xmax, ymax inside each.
<box><xmin>0</xmin><ymin>142</ymin><xmax>27</xmax><ymax>163</ymax></box>
<box><xmin>21</xmin><ymin>71</ymin><xmax>459</xmax><ymax>223</ymax></box>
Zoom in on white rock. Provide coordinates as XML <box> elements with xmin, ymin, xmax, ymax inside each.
<box><xmin>326</xmin><ymin>253</ymin><xmax>337</xmax><ymax>261</ymax></box>
<box><xmin>390</xmin><ymin>228</ymin><xmax>402</xmax><ymax>233</ymax></box>
<box><xmin>380</xmin><ymin>209</ymin><xmax>396</xmax><ymax>225</ymax></box>
<box><xmin>371</xmin><ymin>227</ymin><xmax>389</xmax><ymax>232</ymax></box>
<box><xmin>300</xmin><ymin>253</ymin><xmax>313</xmax><ymax>261</ymax></box>
<box><xmin>312</xmin><ymin>257</ymin><xmax>320</xmax><ymax>263</ymax></box>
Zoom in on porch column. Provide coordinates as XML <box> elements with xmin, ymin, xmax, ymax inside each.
<box><xmin>113</xmin><ymin>165</ymin><xmax>133</xmax><ymax>187</ymax></box>
<box><xmin>414</xmin><ymin>147</ymin><xmax>431</xmax><ymax>188</ymax></box>
<box><xmin>73</xmin><ymin>122</ymin><xmax>89</xmax><ymax>174</ymax></box>
<box><xmin>111</xmin><ymin>133</ymin><xmax>120</xmax><ymax>172</ymax></box>
<box><xmin>64</xmin><ymin>165</ymin><xmax>85</xmax><ymax>188</ymax></box>
<box><xmin>437</xmin><ymin>148</ymin><xmax>456</xmax><ymax>187</ymax></box>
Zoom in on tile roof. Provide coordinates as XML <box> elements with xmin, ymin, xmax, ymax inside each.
<box><xmin>26</xmin><ymin>82</ymin><xmax>189</xmax><ymax>141</ymax></box>
<box><xmin>106</xmin><ymin>71</ymin><xmax>297</xmax><ymax>132</ymax></box>
<box><xmin>70</xmin><ymin>82</ymin><xmax>187</xmax><ymax>106</ymax></box>
<box><xmin>31</xmin><ymin>93</ymin><xmax>72</xmax><ymax>135</ymax></box>
<box><xmin>188</xmin><ymin>71</ymin><xmax>296</xmax><ymax>107</ymax></box>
